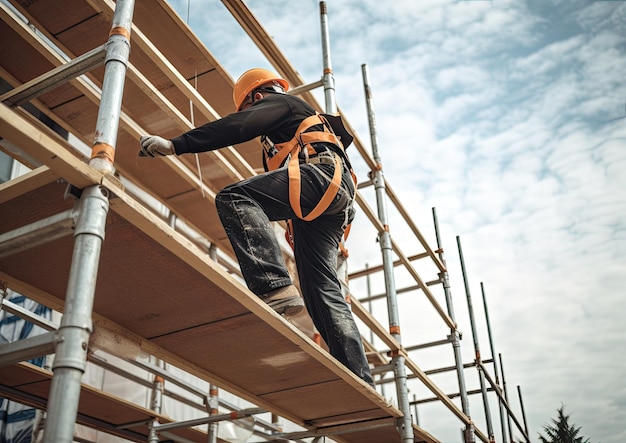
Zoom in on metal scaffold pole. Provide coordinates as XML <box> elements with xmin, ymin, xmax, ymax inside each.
<box><xmin>42</xmin><ymin>1</ymin><xmax>135</xmax><ymax>441</ymax></box>
<box><xmin>517</xmin><ymin>385</ymin><xmax>530</xmax><ymax>442</ymax></box>
<box><xmin>147</xmin><ymin>375</ymin><xmax>165</xmax><ymax>443</ymax></box>
<box><xmin>208</xmin><ymin>244</ymin><xmax>220</xmax><ymax>443</ymax></box>
<box><xmin>361</xmin><ymin>63</ymin><xmax>414</xmax><ymax>443</ymax></box>
<box><xmin>481</xmin><ymin>282</ymin><xmax>508</xmax><ymax>443</ymax></box>
<box><xmin>432</xmin><ymin>208</ymin><xmax>475</xmax><ymax>443</ymax></box>
<box><xmin>500</xmin><ymin>354</ymin><xmax>514</xmax><ymax>443</ymax></box>
<box><xmin>319</xmin><ymin>1</ymin><xmax>336</xmax><ymax>114</ymax></box>
<box><xmin>457</xmin><ymin>236</ymin><xmax>495</xmax><ymax>443</ymax></box>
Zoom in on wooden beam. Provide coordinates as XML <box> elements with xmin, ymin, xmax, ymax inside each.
<box><xmin>350</xmin><ymin>295</ymin><xmax>402</xmax><ymax>352</ymax></box>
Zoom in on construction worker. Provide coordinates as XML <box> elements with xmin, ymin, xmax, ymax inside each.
<box><xmin>138</xmin><ymin>68</ymin><xmax>374</xmax><ymax>387</ymax></box>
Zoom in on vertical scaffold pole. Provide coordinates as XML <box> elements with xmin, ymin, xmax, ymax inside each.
<box><xmin>148</xmin><ymin>375</ymin><xmax>165</xmax><ymax>443</ymax></box>
<box><xmin>432</xmin><ymin>208</ymin><xmax>475</xmax><ymax>443</ymax></box>
<box><xmin>361</xmin><ymin>63</ymin><xmax>414</xmax><ymax>443</ymax></box>
<box><xmin>457</xmin><ymin>236</ymin><xmax>495</xmax><ymax>442</ymax></box>
<box><xmin>499</xmin><ymin>354</ymin><xmax>514</xmax><ymax>443</ymax></box>
<box><xmin>208</xmin><ymin>244</ymin><xmax>219</xmax><ymax>443</ymax></box>
<box><xmin>481</xmin><ymin>282</ymin><xmax>508</xmax><ymax>443</ymax></box>
<box><xmin>318</xmin><ymin>2</ymin><xmax>364</xmax><ymax>395</ymax></box>
<box><xmin>319</xmin><ymin>1</ymin><xmax>336</xmax><ymax>114</ymax></box>
<box><xmin>42</xmin><ymin>1</ymin><xmax>134</xmax><ymax>442</ymax></box>
<box><xmin>207</xmin><ymin>384</ymin><xmax>219</xmax><ymax>443</ymax></box>
<box><xmin>517</xmin><ymin>385</ymin><xmax>530</xmax><ymax>443</ymax></box>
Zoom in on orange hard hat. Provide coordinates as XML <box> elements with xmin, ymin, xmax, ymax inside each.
<box><xmin>233</xmin><ymin>68</ymin><xmax>289</xmax><ymax>111</ymax></box>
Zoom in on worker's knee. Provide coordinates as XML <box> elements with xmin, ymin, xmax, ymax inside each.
<box><xmin>215</xmin><ymin>185</ymin><xmax>248</xmax><ymax>222</ymax></box>
<box><xmin>215</xmin><ymin>184</ymin><xmax>237</xmax><ymax>205</ymax></box>
<box><xmin>215</xmin><ymin>187</ymin><xmax>234</xmax><ymax>216</ymax></box>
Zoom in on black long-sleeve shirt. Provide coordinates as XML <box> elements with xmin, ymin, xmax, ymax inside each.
<box><xmin>171</xmin><ymin>93</ymin><xmax>316</xmax><ymax>155</ymax></box>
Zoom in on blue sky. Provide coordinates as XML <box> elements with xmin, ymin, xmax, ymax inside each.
<box><xmin>168</xmin><ymin>1</ymin><xmax>626</xmax><ymax>441</ymax></box>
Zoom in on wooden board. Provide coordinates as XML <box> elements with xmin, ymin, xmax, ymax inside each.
<box><xmin>0</xmin><ymin>362</ymin><xmax>213</xmax><ymax>443</ymax></box>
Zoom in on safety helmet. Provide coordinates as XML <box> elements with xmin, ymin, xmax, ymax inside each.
<box><xmin>233</xmin><ymin>68</ymin><xmax>289</xmax><ymax>111</ymax></box>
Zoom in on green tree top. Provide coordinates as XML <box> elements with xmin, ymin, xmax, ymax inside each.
<box><xmin>538</xmin><ymin>405</ymin><xmax>591</xmax><ymax>443</ymax></box>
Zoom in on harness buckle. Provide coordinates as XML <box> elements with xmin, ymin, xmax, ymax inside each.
<box><xmin>307</xmin><ymin>155</ymin><xmax>336</xmax><ymax>166</ymax></box>
<box><xmin>303</xmin><ymin>147</ymin><xmax>336</xmax><ymax>165</ymax></box>
<box><xmin>261</xmin><ymin>135</ymin><xmax>278</xmax><ymax>158</ymax></box>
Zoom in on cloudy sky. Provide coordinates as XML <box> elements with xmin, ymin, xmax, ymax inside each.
<box><xmin>168</xmin><ymin>1</ymin><xmax>626</xmax><ymax>442</ymax></box>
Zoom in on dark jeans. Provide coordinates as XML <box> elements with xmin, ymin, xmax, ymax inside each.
<box><xmin>215</xmin><ymin>160</ymin><xmax>374</xmax><ymax>387</ymax></box>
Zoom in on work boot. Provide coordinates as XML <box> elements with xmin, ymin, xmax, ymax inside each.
<box><xmin>261</xmin><ymin>284</ymin><xmax>304</xmax><ymax>317</ymax></box>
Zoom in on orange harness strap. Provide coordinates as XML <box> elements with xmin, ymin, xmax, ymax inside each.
<box><xmin>288</xmin><ymin>150</ymin><xmax>342</xmax><ymax>221</ymax></box>
<box><xmin>264</xmin><ymin>115</ymin><xmax>339</xmax><ymax>170</ymax></box>
<box><xmin>265</xmin><ymin>114</ymin><xmax>346</xmax><ymax>221</ymax></box>
<box><xmin>266</xmin><ymin>114</ymin><xmax>356</xmax><ymax>255</ymax></box>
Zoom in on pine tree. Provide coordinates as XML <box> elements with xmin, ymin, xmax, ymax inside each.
<box><xmin>538</xmin><ymin>405</ymin><xmax>591</xmax><ymax>443</ymax></box>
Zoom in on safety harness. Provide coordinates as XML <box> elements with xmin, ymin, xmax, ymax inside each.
<box><xmin>262</xmin><ymin>113</ymin><xmax>356</xmax><ymax>256</ymax></box>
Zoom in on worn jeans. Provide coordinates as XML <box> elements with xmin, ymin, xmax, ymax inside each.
<box><xmin>215</xmin><ymin>159</ymin><xmax>374</xmax><ymax>387</ymax></box>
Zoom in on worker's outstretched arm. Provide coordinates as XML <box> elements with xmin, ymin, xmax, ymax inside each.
<box><xmin>138</xmin><ymin>93</ymin><xmax>292</xmax><ymax>158</ymax></box>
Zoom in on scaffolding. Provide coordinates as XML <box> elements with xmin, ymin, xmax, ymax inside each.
<box><xmin>0</xmin><ymin>1</ymin><xmax>532</xmax><ymax>442</ymax></box>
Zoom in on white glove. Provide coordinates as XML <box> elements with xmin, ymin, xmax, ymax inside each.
<box><xmin>139</xmin><ymin>135</ymin><xmax>174</xmax><ymax>157</ymax></box>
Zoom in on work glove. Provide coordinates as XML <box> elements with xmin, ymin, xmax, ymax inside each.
<box><xmin>138</xmin><ymin>135</ymin><xmax>174</xmax><ymax>157</ymax></box>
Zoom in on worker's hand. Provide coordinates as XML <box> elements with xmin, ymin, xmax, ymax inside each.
<box><xmin>138</xmin><ymin>135</ymin><xmax>174</xmax><ymax>157</ymax></box>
